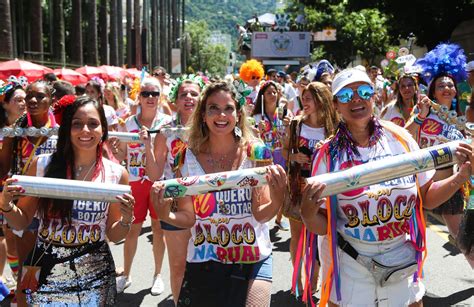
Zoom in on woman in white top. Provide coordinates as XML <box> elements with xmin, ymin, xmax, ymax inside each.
<box><xmin>381</xmin><ymin>74</ymin><xmax>419</xmax><ymax>127</ymax></box>
<box><xmin>151</xmin><ymin>81</ymin><xmax>287</xmax><ymax>307</ymax></box>
<box><xmin>0</xmin><ymin>96</ymin><xmax>134</xmax><ymax>306</ymax></box>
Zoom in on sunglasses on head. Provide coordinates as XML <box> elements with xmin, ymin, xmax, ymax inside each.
<box><xmin>140</xmin><ymin>91</ymin><xmax>160</xmax><ymax>98</ymax></box>
<box><xmin>335</xmin><ymin>84</ymin><xmax>374</xmax><ymax>103</ymax></box>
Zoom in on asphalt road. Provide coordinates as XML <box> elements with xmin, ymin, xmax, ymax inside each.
<box><xmin>112</xmin><ymin>213</ymin><xmax>473</xmax><ymax>307</ymax></box>
<box><xmin>0</xmin><ymin>214</ymin><xmax>471</xmax><ymax>306</ymax></box>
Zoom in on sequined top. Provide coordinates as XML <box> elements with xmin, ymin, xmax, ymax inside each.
<box><xmin>35</xmin><ymin>154</ymin><xmax>124</xmax><ymax>245</ymax></box>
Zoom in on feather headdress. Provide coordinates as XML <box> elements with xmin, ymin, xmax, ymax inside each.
<box><xmin>415</xmin><ymin>43</ymin><xmax>467</xmax><ymax>84</ymax></box>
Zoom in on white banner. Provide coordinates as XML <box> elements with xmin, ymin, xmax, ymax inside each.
<box><xmin>251</xmin><ymin>32</ymin><xmax>311</xmax><ymax>58</ymax></box>
<box><xmin>171</xmin><ymin>48</ymin><xmax>182</xmax><ymax>74</ymax></box>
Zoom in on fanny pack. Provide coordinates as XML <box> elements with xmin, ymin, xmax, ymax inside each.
<box><xmin>337</xmin><ymin>234</ymin><xmax>418</xmax><ymax>287</ymax></box>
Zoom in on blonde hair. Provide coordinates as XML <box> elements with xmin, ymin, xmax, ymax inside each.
<box><xmin>104</xmin><ymin>82</ymin><xmax>127</xmax><ymax>110</ymax></box>
<box><xmin>302</xmin><ymin>81</ymin><xmax>339</xmax><ymax>137</ymax></box>
<box><xmin>187</xmin><ymin>81</ymin><xmax>254</xmax><ymax>153</ymax></box>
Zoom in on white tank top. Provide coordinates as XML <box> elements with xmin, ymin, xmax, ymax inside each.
<box><xmin>35</xmin><ymin>154</ymin><xmax>124</xmax><ymax>245</ymax></box>
<box><xmin>181</xmin><ymin>149</ymin><xmax>272</xmax><ymax>264</ymax></box>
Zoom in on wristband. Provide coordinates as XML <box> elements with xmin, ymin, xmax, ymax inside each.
<box><xmin>118</xmin><ymin>216</ymin><xmax>135</xmax><ymax>228</ymax></box>
<box><xmin>414</xmin><ymin>115</ymin><xmax>425</xmax><ymax>125</ymax></box>
<box><xmin>0</xmin><ymin>201</ymin><xmax>14</xmax><ymax>213</ymax></box>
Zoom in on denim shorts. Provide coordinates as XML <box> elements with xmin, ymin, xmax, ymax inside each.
<box><xmin>250</xmin><ymin>254</ymin><xmax>273</xmax><ymax>282</ymax></box>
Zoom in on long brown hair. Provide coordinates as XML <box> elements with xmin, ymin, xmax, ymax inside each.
<box><xmin>187</xmin><ymin>81</ymin><xmax>254</xmax><ymax>153</ymax></box>
<box><xmin>302</xmin><ymin>81</ymin><xmax>339</xmax><ymax>137</ymax></box>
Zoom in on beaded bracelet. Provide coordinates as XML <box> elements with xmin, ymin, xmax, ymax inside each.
<box><xmin>118</xmin><ymin>216</ymin><xmax>135</xmax><ymax>228</ymax></box>
<box><xmin>413</xmin><ymin>115</ymin><xmax>426</xmax><ymax>125</ymax></box>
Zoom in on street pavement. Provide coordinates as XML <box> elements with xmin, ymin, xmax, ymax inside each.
<box><xmin>112</xmin><ymin>213</ymin><xmax>473</xmax><ymax>307</ymax></box>
<box><xmin>0</xmin><ymin>214</ymin><xmax>470</xmax><ymax>306</ymax></box>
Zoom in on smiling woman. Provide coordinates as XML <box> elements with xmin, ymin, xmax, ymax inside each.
<box><xmin>0</xmin><ymin>96</ymin><xmax>134</xmax><ymax>305</ymax></box>
<box><xmin>299</xmin><ymin>68</ymin><xmax>474</xmax><ymax>306</ymax></box>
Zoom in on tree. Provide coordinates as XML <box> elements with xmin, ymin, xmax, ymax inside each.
<box><xmin>186</xmin><ymin>20</ymin><xmax>227</xmax><ymax>76</ymax></box>
<box><xmin>30</xmin><ymin>0</ymin><xmax>43</xmax><ymax>61</ymax></box>
<box><xmin>0</xmin><ymin>0</ymin><xmax>13</xmax><ymax>58</ymax></box>
<box><xmin>52</xmin><ymin>0</ymin><xmax>66</xmax><ymax>65</ymax></box>
<box><xmin>346</xmin><ymin>0</ymin><xmax>474</xmax><ymax>50</ymax></box>
<box><xmin>70</xmin><ymin>0</ymin><xmax>83</xmax><ymax>65</ymax></box>
<box><xmin>109</xmin><ymin>0</ymin><xmax>118</xmax><ymax>66</ymax></box>
<box><xmin>86</xmin><ymin>0</ymin><xmax>99</xmax><ymax>65</ymax></box>
<box><xmin>98</xmin><ymin>0</ymin><xmax>108</xmax><ymax>64</ymax></box>
<box><xmin>287</xmin><ymin>1</ymin><xmax>391</xmax><ymax>66</ymax></box>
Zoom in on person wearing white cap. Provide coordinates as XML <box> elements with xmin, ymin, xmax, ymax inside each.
<box><xmin>299</xmin><ymin>68</ymin><xmax>474</xmax><ymax>306</ymax></box>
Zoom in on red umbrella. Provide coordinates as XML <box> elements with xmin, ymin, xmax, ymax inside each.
<box><xmin>98</xmin><ymin>65</ymin><xmax>128</xmax><ymax>81</ymax></box>
<box><xmin>0</xmin><ymin>58</ymin><xmax>53</xmax><ymax>82</ymax></box>
<box><xmin>54</xmin><ymin>68</ymin><xmax>88</xmax><ymax>86</ymax></box>
<box><xmin>125</xmin><ymin>68</ymin><xmax>149</xmax><ymax>79</ymax></box>
<box><xmin>75</xmin><ymin>65</ymin><xmax>105</xmax><ymax>80</ymax></box>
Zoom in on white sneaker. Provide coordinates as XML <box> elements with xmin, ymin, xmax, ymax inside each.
<box><xmin>116</xmin><ymin>275</ymin><xmax>131</xmax><ymax>293</ymax></box>
<box><xmin>150</xmin><ymin>274</ymin><xmax>164</xmax><ymax>295</ymax></box>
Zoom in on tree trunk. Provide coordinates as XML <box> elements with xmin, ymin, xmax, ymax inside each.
<box><xmin>98</xmin><ymin>0</ymin><xmax>108</xmax><ymax>65</ymax></box>
<box><xmin>142</xmin><ymin>0</ymin><xmax>148</xmax><ymax>66</ymax></box>
<box><xmin>117</xmin><ymin>0</ymin><xmax>123</xmax><ymax>66</ymax></box>
<box><xmin>166</xmin><ymin>0</ymin><xmax>172</xmax><ymax>72</ymax></box>
<box><xmin>151</xmin><ymin>0</ymin><xmax>158</xmax><ymax>68</ymax></box>
<box><xmin>30</xmin><ymin>0</ymin><xmax>43</xmax><ymax>61</ymax></box>
<box><xmin>0</xmin><ymin>0</ymin><xmax>13</xmax><ymax>58</ymax></box>
<box><xmin>52</xmin><ymin>0</ymin><xmax>66</xmax><ymax>65</ymax></box>
<box><xmin>109</xmin><ymin>0</ymin><xmax>118</xmax><ymax>66</ymax></box>
<box><xmin>134</xmin><ymin>0</ymin><xmax>141</xmax><ymax>68</ymax></box>
<box><xmin>86</xmin><ymin>0</ymin><xmax>99</xmax><ymax>66</ymax></box>
<box><xmin>159</xmin><ymin>0</ymin><xmax>165</xmax><ymax>67</ymax></box>
<box><xmin>126</xmin><ymin>0</ymin><xmax>132</xmax><ymax>67</ymax></box>
<box><xmin>71</xmin><ymin>0</ymin><xmax>83</xmax><ymax>65</ymax></box>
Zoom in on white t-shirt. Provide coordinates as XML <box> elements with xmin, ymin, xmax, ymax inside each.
<box><xmin>418</xmin><ymin>112</ymin><xmax>463</xmax><ymax>149</ymax></box>
<box><xmin>181</xmin><ymin>150</ymin><xmax>272</xmax><ymax>264</ymax></box>
<box><xmin>35</xmin><ymin>154</ymin><xmax>124</xmax><ymax>245</ymax></box>
<box><xmin>313</xmin><ymin>130</ymin><xmax>434</xmax><ymax>244</ymax></box>
<box><xmin>120</xmin><ymin>113</ymin><xmax>172</xmax><ymax>182</ymax></box>
<box><xmin>381</xmin><ymin>101</ymin><xmax>406</xmax><ymax>127</ymax></box>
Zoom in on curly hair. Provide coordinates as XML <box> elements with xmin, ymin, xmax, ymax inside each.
<box><xmin>239</xmin><ymin>59</ymin><xmax>265</xmax><ymax>83</ymax></box>
<box><xmin>187</xmin><ymin>81</ymin><xmax>254</xmax><ymax>153</ymax></box>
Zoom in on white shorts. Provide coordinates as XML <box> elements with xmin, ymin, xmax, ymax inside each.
<box><xmin>319</xmin><ymin>235</ymin><xmax>425</xmax><ymax>306</ymax></box>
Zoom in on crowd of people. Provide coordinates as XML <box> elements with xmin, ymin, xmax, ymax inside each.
<box><xmin>0</xmin><ymin>42</ymin><xmax>472</xmax><ymax>306</ymax></box>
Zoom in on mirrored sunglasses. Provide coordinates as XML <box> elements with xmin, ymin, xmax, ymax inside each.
<box><xmin>335</xmin><ymin>84</ymin><xmax>374</xmax><ymax>103</ymax></box>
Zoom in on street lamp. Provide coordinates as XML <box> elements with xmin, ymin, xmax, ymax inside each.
<box><xmin>407</xmin><ymin>33</ymin><xmax>416</xmax><ymax>53</ymax></box>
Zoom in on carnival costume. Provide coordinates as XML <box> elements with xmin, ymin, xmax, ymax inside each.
<box><xmin>25</xmin><ymin>154</ymin><xmax>124</xmax><ymax>306</ymax></box>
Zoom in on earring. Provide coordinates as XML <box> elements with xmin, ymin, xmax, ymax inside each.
<box><xmin>234</xmin><ymin>126</ymin><xmax>242</xmax><ymax>138</ymax></box>
<box><xmin>451</xmin><ymin>98</ymin><xmax>457</xmax><ymax>110</ymax></box>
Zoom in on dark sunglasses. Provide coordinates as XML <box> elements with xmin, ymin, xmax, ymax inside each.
<box><xmin>335</xmin><ymin>84</ymin><xmax>374</xmax><ymax>103</ymax></box>
<box><xmin>140</xmin><ymin>91</ymin><xmax>161</xmax><ymax>98</ymax></box>
<box><xmin>251</xmin><ymin>76</ymin><xmax>261</xmax><ymax>80</ymax></box>
<box><xmin>153</xmin><ymin>72</ymin><xmax>166</xmax><ymax>77</ymax></box>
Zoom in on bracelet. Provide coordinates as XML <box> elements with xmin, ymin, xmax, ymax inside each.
<box><xmin>413</xmin><ymin>115</ymin><xmax>426</xmax><ymax>125</ymax></box>
<box><xmin>118</xmin><ymin>216</ymin><xmax>135</xmax><ymax>228</ymax></box>
<box><xmin>0</xmin><ymin>201</ymin><xmax>14</xmax><ymax>213</ymax></box>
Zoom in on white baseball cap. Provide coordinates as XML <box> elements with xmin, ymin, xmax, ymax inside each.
<box><xmin>466</xmin><ymin>61</ymin><xmax>474</xmax><ymax>72</ymax></box>
<box><xmin>332</xmin><ymin>68</ymin><xmax>372</xmax><ymax>95</ymax></box>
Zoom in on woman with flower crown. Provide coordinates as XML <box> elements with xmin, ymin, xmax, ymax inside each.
<box><xmin>151</xmin><ymin>81</ymin><xmax>287</xmax><ymax>307</ymax></box>
<box><xmin>405</xmin><ymin>43</ymin><xmax>474</xmax><ymax>268</ymax></box>
<box><xmin>142</xmin><ymin>74</ymin><xmax>205</xmax><ymax>304</ymax></box>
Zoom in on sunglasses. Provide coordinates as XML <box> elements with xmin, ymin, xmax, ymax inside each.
<box><xmin>251</xmin><ymin>76</ymin><xmax>261</xmax><ymax>80</ymax></box>
<box><xmin>153</xmin><ymin>72</ymin><xmax>166</xmax><ymax>77</ymax></box>
<box><xmin>140</xmin><ymin>91</ymin><xmax>160</xmax><ymax>98</ymax></box>
<box><xmin>335</xmin><ymin>84</ymin><xmax>374</xmax><ymax>103</ymax></box>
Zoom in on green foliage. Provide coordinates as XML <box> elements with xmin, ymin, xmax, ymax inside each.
<box><xmin>346</xmin><ymin>0</ymin><xmax>474</xmax><ymax>50</ymax></box>
<box><xmin>185</xmin><ymin>0</ymin><xmax>276</xmax><ymax>41</ymax></box>
<box><xmin>186</xmin><ymin>20</ymin><xmax>227</xmax><ymax>76</ymax></box>
<box><xmin>287</xmin><ymin>1</ymin><xmax>391</xmax><ymax>66</ymax></box>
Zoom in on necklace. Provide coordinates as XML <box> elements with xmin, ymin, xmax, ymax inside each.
<box><xmin>207</xmin><ymin>145</ymin><xmax>238</xmax><ymax>172</ymax></box>
<box><xmin>75</xmin><ymin>162</ymin><xmax>95</xmax><ymax>179</ymax></box>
